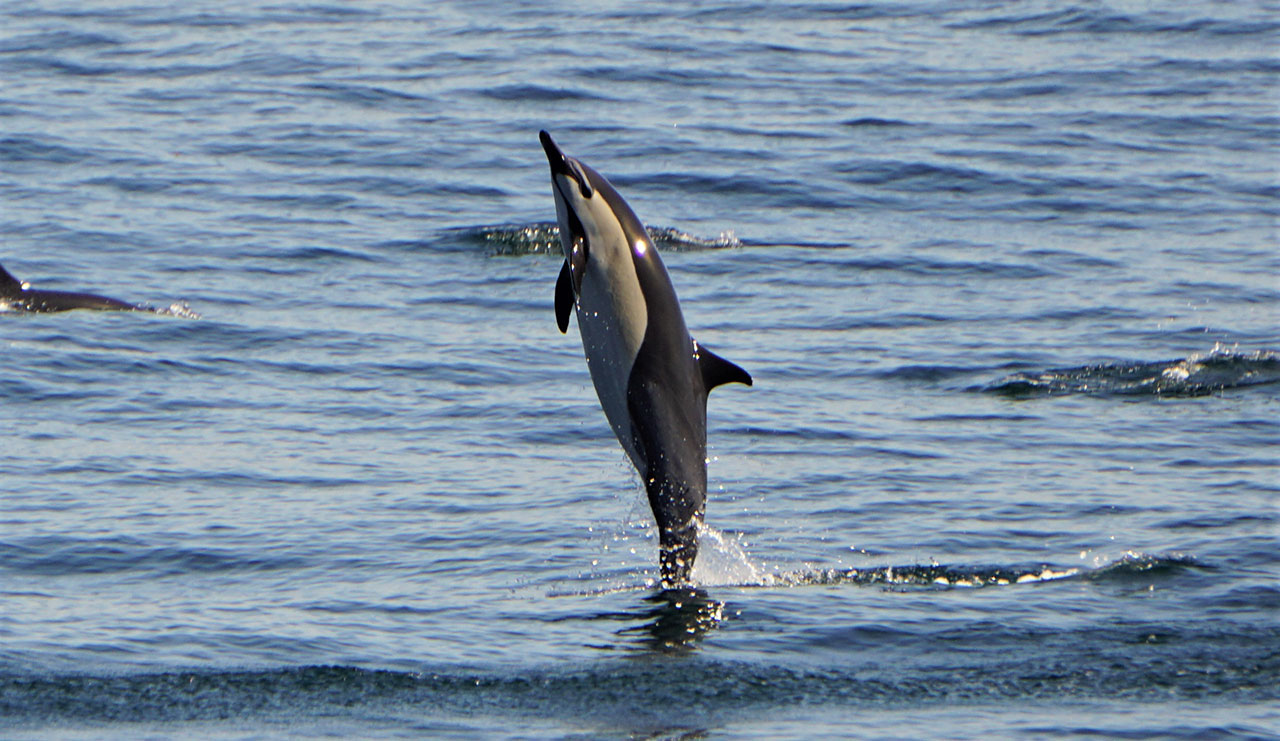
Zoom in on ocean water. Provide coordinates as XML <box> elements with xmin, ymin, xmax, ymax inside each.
<box><xmin>1</xmin><ymin>1</ymin><xmax>1277</xmax><ymax>738</ymax></box>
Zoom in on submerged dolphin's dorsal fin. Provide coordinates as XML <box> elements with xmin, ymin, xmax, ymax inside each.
<box><xmin>696</xmin><ymin>342</ymin><xmax>753</xmax><ymax>391</ymax></box>
<box><xmin>0</xmin><ymin>263</ymin><xmax>23</xmax><ymax>295</ymax></box>
<box><xmin>555</xmin><ymin>260</ymin><xmax>574</xmax><ymax>333</ymax></box>
<box><xmin>0</xmin><ymin>262</ymin><xmax>24</xmax><ymax>294</ymax></box>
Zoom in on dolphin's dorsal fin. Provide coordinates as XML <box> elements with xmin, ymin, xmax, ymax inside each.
<box><xmin>0</xmin><ymin>263</ymin><xmax>23</xmax><ymax>295</ymax></box>
<box><xmin>555</xmin><ymin>260</ymin><xmax>573</xmax><ymax>333</ymax></box>
<box><xmin>696</xmin><ymin>342</ymin><xmax>752</xmax><ymax>391</ymax></box>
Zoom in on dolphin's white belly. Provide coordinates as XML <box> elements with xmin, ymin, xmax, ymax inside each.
<box><xmin>575</xmin><ymin>251</ymin><xmax>648</xmax><ymax>469</ymax></box>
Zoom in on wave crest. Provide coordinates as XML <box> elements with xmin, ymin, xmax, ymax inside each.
<box><xmin>983</xmin><ymin>345</ymin><xmax>1279</xmax><ymax>397</ymax></box>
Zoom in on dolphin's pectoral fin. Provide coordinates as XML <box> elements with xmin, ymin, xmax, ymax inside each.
<box><xmin>696</xmin><ymin>344</ymin><xmax>753</xmax><ymax>391</ymax></box>
<box><xmin>555</xmin><ymin>260</ymin><xmax>574</xmax><ymax>333</ymax></box>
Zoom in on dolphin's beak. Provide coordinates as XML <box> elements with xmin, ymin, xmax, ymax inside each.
<box><xmin>539</xmin><ymin>130</ymin><xmax>568</xmax><ymax>173</ymax></box>
<box><xmin>539</xmin><ymin>130</ymin><xmax>594</xmax><ymax>198</ymax></box>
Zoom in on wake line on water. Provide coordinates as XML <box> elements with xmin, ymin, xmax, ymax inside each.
<box><xmin>692</xmin><ymin>533</ymin><xmax>1203</xmax><ymax>590</ymax></box>
<box><xmin>555</xmin><ymin>526</ymin><xmax>1202</xmax><ymax>596</ymax></box>
<box><xmin>765</xmin><ymin>551</ymin><xmax>1203</xmax><ymax>590</ymax></box>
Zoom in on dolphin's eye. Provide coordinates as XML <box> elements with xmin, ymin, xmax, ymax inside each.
<box><xmin>568</xmin><ymin>160</ymin><xmax>595</xmax><ymax>199</ymax></box>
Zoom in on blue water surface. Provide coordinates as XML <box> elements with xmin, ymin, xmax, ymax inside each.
<box><xmin>1</xmin><ymin>1</ymin><xmax>1277</xmax><ymax>738</ymax></box>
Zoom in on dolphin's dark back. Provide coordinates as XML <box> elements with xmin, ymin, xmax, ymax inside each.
<box><xmin>17</xmin><ymin>289</ymin><xmax>138</xmax><ymax>312</ymax></box>
<box><xmin>0</xmin><ymin>262</ymin><xmax>138</xmax><ymax>313</ymax></box>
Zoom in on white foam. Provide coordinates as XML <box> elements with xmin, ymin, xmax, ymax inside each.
<box><xmin>153</xmin><ymin>301</ymin><xmax>201</xmax><ymax>319</ymax></box>
<box><xmin>688</xmin><ymin>526</ymin><xmax>778</xmax><ymax>587</ymax></box>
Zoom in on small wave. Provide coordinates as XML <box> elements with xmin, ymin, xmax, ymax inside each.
<box><xmin>298</xmin><ymin>81</ymin><xmax>427</xmax><ymax>108</ymax></box>
<box><xmin>0</xmin><ymin>30</ymin><xmax>122</xmax><ymax>54</ymax></box>
<box><xmin>1085</xmin><ymin>551</ymin><xmax>1205</xmax><ymax>581</ymax></box>
<box><xmin>841</xmin><ymin>117</ymin><xmax>912</xmax><ymax>128</ymax></box>
<box><xmin>0</xmin><ymin>135</ymin><xmax>95</xmax><ymax>165</ymax></box>
<box><xmin>454</xmin><ymin>223</ymin><xmax>744</xmax><ymax>257</ymax></box>
<box><xmin>981</xmin><ymin>345</ymin><xmax>1280</xmax><ymax>398</ymax></box>
<box><xmin>1</xmin><ymin>641</ymin><xmax>1274</xmax><ymax>731</ymax></box>
<box><xmin>949</xmin><ymin>8</ymin><xmax>1277</xmax><ymax>38</ymax></box>
<box><xmin>0</xmin><ymin>536</ymin><xmax>306</xmax><ymax>577</ymax></box>
<box><xmin>479</xmin><ymin>83</ymin><xmax>613</xmax><ymax>103</ymax></box>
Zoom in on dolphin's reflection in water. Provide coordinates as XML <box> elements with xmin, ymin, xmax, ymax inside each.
<box><xmin>607</xmin><ymin>588</ymin><xmax>726</xmax><ymax>653</ymax></box>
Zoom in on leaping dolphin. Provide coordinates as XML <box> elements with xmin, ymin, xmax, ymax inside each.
<box><xmin>539</xmin><ymin>130</ymin><xmax>752</xmax><ymax>587</ymax></box>
<box><xmin>0</xmin><ymin>261</ymin><xmax>140</xmax><ymax>313</ymax></box>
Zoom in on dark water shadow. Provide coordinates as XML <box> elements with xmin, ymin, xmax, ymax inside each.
<box><xmin>583</xmin><ymin>587</ymin><xmax>727</xmax><ymax>654</ymax></box>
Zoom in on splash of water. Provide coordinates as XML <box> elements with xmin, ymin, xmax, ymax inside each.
<box><xmin>149</xmin><ymin>301</ymin><xmax>201</xmax><ymax>319</ymax></box>
<box><xmin>688</xmin><ymin>526</ymin><xmax>779</xmax><ymax>588</ymax></box>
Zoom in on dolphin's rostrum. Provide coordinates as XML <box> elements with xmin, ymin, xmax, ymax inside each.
<box><xmin>540</xmin><ymin>131</ymin><xmax>752</xmax><ymax>587</ymax></box>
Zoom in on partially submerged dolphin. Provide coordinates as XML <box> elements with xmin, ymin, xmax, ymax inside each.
<box><xmin>0</xmin><ymin>261</ymin><xmax>140</xmax><ymax>313</ymax></box>
<box><xmin>539</xmin><ymin>130</ymin><xmax>752</xmax><ymax>587</ymax></box>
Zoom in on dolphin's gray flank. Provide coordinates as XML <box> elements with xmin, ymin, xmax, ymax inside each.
<box><xmin>540</xmin><ymin>131</ymin><xmax>751</xmax><ymax>587</ymax></box>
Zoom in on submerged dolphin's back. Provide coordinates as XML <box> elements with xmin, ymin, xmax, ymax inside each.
<box><xmin>0</xmin><ymin>262</ymin><xmax>138</xmax><ymax>313</ymax></box>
